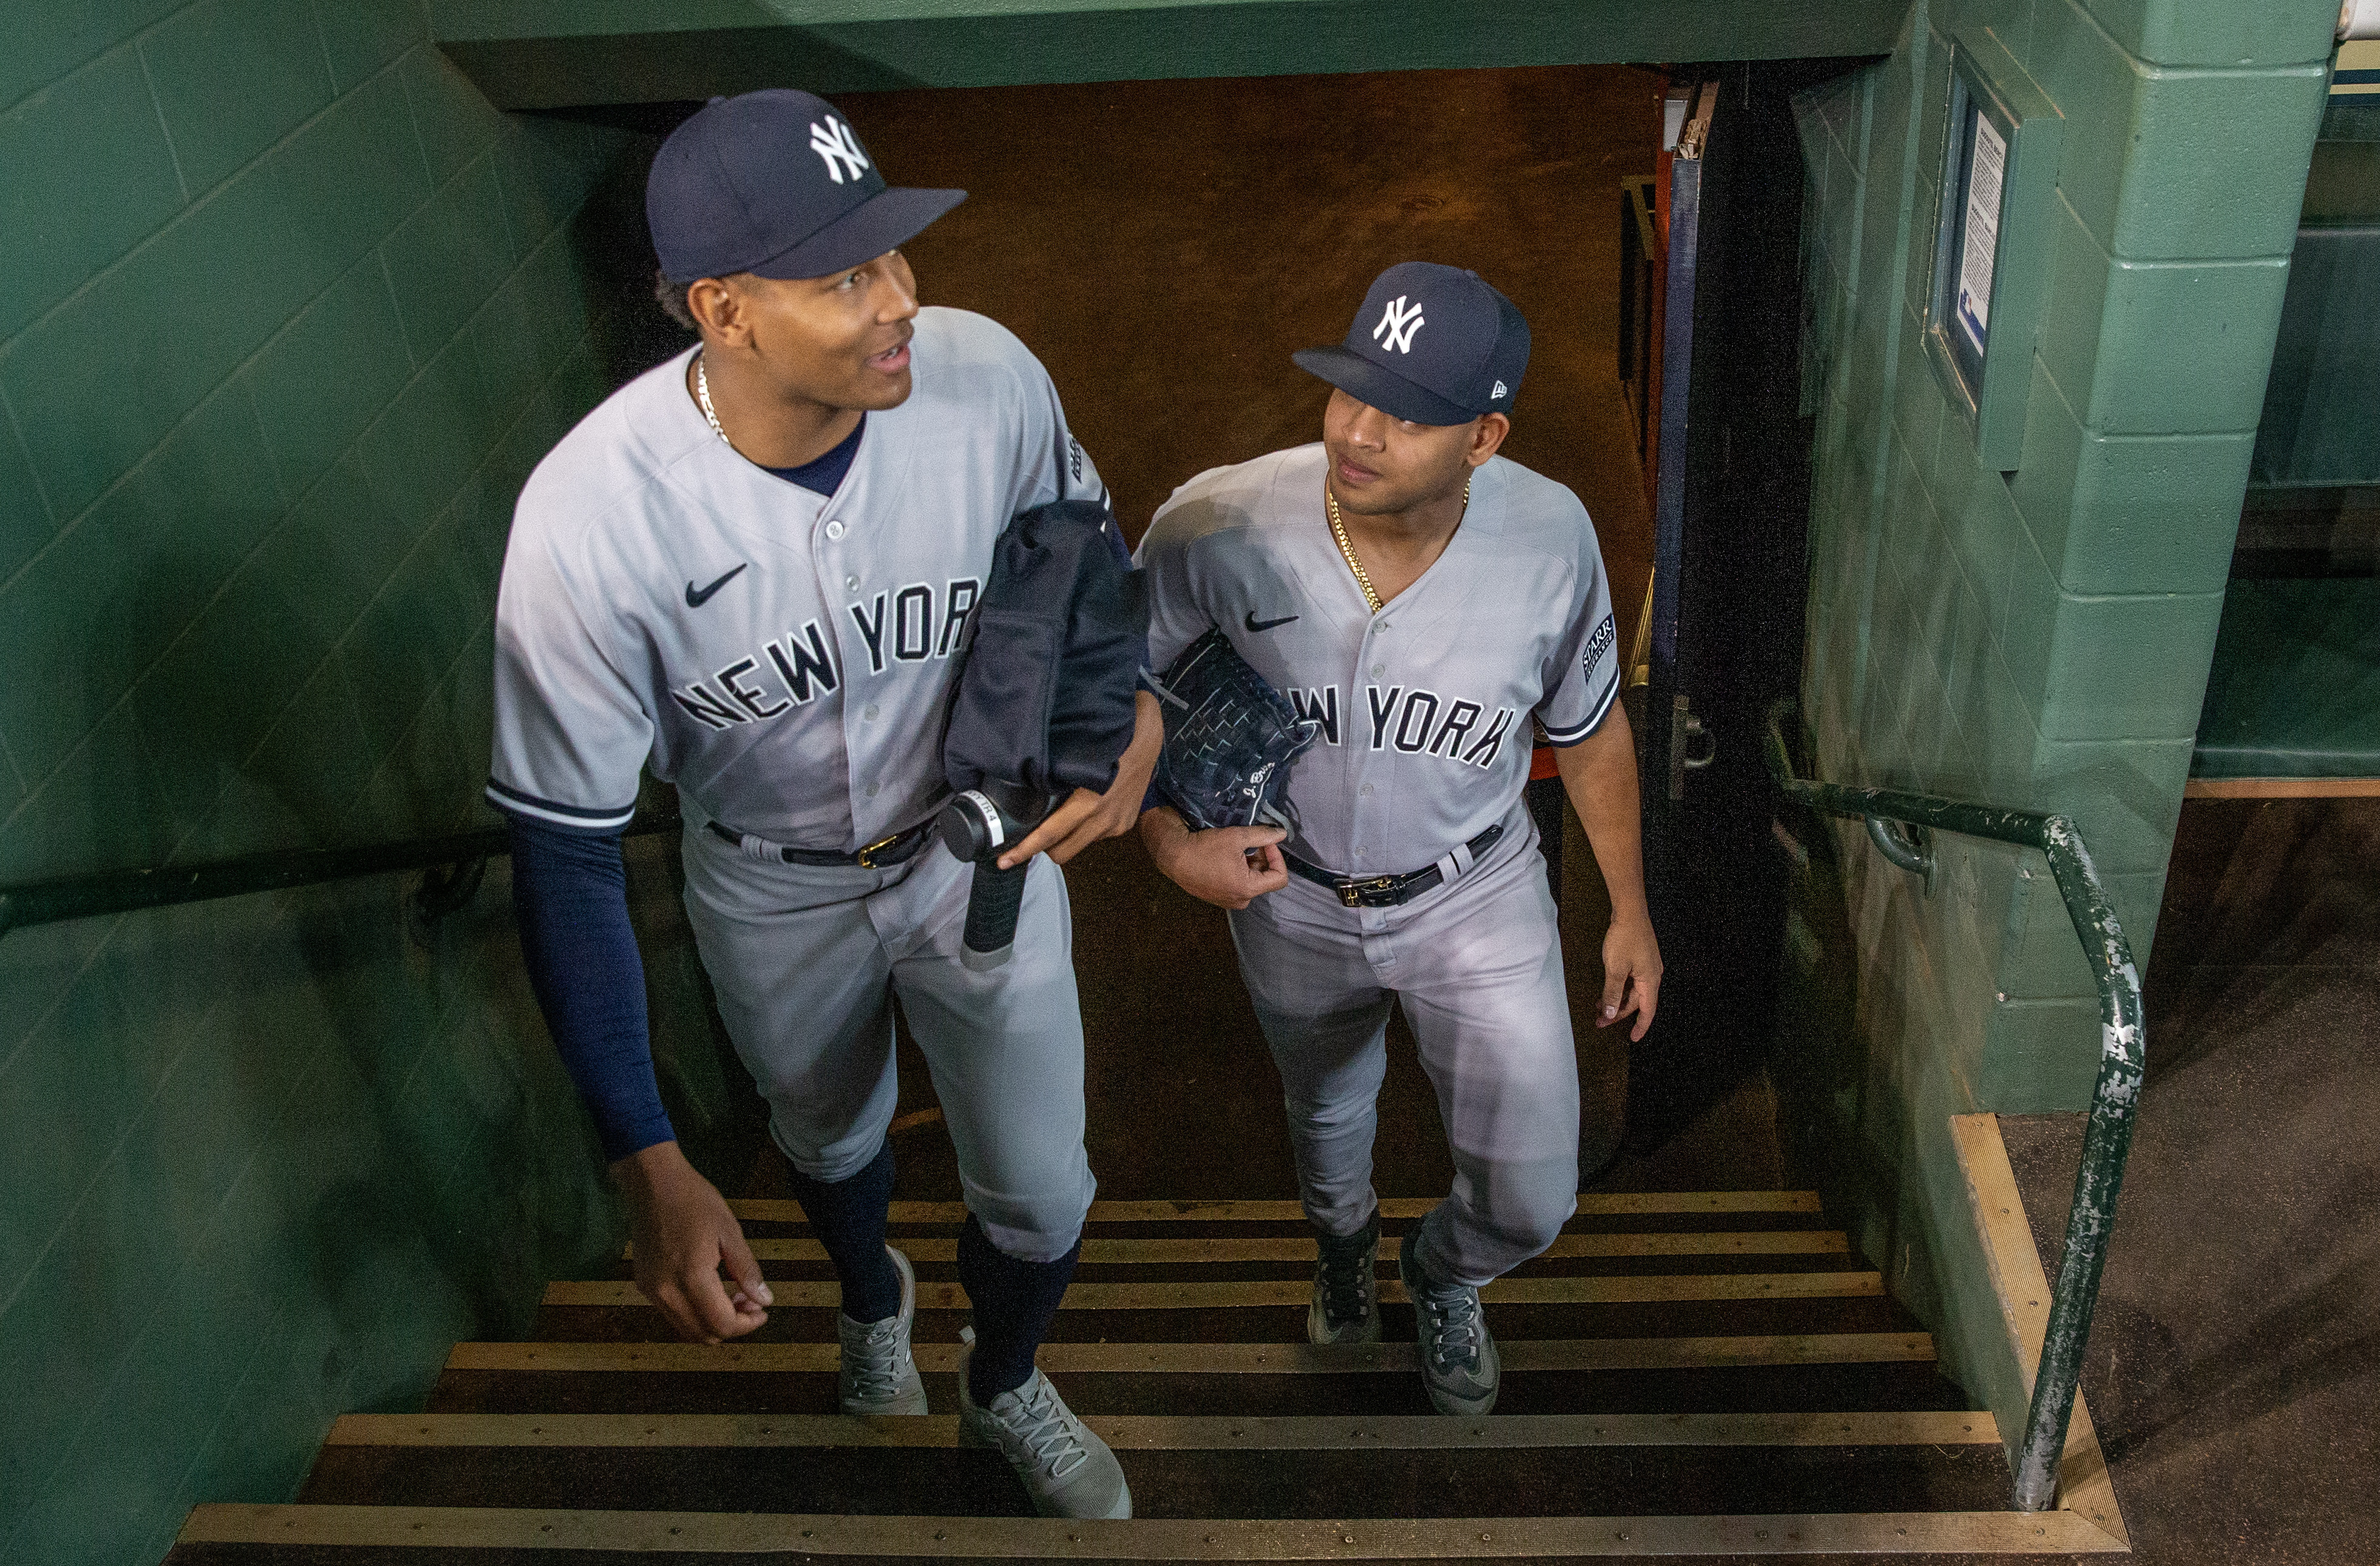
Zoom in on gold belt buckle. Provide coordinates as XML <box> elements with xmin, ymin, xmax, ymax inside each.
<box><xmin>1339</xmin><ymin>875</ymin><xmax>1397</xmax><ymax>908</ymax></box>
<box><xmin>855</xmin><ymin>829</ymin><xmax>906</xmax><ymax>869</ymax></box>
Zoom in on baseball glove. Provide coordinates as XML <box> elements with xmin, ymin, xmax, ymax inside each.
<box><xmin>1148</xmin><ymin>627</ymin><xmax>1324</xmax><ymax>831</ymax></box>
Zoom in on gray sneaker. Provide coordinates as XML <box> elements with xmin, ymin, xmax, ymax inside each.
<box><xmin>837</xmin><ymin>1246</ymin><xmax>927</xmax><ymax>1416</ymax></box>
<box><xmin>1309</xmin><ymin>1214</ymin><xmax>1383</xmax><ymax>1345</ymax></box>
<box><xmin>1398</xmin><ymin>1243</ymin><xmax>1500</xmax><ymax>1416</ymax></box>
<box><xmin>956</xmin><ymin>1331</ymin><xmax>1132</xmax><ymax>1519</ymax></box>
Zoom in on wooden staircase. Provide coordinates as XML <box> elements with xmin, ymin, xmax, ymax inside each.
<box><xmin>170</xmin><ymin>1178</ymin><xmax>2128</xmax><ymax>1560</ymax></box>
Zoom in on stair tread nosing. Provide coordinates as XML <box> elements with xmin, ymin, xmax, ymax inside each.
<box><xmin>446</xmin><ymin>1333</ymin><xmax>1937</xmax><ymax>1374</ymax></box>
<box><xmin>331</xmin><ymin>1409</ymin><xmax>1998</xmax><ymax>1448</ymax></box>
<box><xmin>177</xmin><ymin>1502</ymin><xmax>2128</xmax><ymax>1556</ymax></box>
<box><xmin>544</xmin><ymin>1273</ymin><xmax>1885</xmax><ymax>1311</ymax></box>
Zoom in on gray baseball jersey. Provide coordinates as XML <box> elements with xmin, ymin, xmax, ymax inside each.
<box><xmin>1137</xmin><ymin>442</ymin><xmax>1620</xmax><ymax>877</ymax></box>
<box><xmin>487</xmin><ymin>306</ymin><xmax>1108</xmax><ymax>846</ymax></box>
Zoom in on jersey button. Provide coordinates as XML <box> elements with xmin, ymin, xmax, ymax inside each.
<box><xmin>865</xmin><ymin>782</ymin><xmax>879</xmax><ymax>798</ymax></box>
<box><xmin>1370</xmin><ymin>663</ymin><xmax>1385</xmax><ymax>677</ymax></box>
<box><xmin>845</xmin><ymin>574</ymin><xmax>860</xmax><ymax>591</ymax></box>
<box><xmin>863</xmin><ymin>703</ymin><xmax>879</xmax><ymax>721</ymax></box>
<box><xmin>824</xmin><ymin>519</ymin><xmax>846</xmax><ymax>540</ymax></box>
<box><xmin>1360</xmin><ymin>784</ymin><xmax>1374</xmax><ymax>797</ymax></box>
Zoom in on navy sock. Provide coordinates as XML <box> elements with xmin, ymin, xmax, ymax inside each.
<box><xmin>958</xmin><ymin>1215</ymin><xmax>1082</xmax><ymax>1404</ymax></box>
<box><xmin>784</xmin><ymin>1141</ymin><xmax>901</xmax><ymax>1324</ymax></box>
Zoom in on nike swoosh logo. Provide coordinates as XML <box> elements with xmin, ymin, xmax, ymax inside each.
<box><xmin>1245</xmin><ymin>610</ymin><xmax>1300</xmax><ymax>633</ymax></box>
<box><xmin>685</xmin><ymin>564</ymin><xmax>749</xmax><ymax>607</ymax></box>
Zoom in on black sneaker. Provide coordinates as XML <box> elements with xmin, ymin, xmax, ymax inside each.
<box><xmin>1398</xmin><ymin>1241</ymin><xmax>1500</xmax><ymax>1416</ymax></box>
<box><xmin>1308</xmin><ymin>1213</ymin><xmax>1382</xmax><ymax>1345</ymax></box>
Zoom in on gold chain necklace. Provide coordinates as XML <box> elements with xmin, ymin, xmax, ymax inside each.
<box><xmin>695</xmin><ymin>353</ymin><xmax>732</xmax><ymax>447</ymax></box>
<box><xmin>1326</xmin><ymin>473</ymin><xmax>1469</xmax><ymax>615</ymax></box>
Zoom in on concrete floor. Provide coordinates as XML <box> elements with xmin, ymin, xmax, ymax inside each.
<box><xmin>2004</xmin><ymin>797</ymin><xmax>2380</xmax><ymax>1566</ymax></box>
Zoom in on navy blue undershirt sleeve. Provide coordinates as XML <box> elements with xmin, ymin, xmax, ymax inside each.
<box><xmin>507</xmin><ymin>812</ymin><xmax>675</xmax><ymax>1162</ymax></box>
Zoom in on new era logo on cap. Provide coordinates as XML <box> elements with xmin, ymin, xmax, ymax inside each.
<box><xmin>1293</xmin><ymin>262</ymin><xmax>1532</xmax><ymax>427</ymax></box>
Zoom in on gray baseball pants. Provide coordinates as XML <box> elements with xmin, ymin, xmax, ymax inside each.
<box><xmin>1227</xmin><ymin>809</ymin><xmax>1582</xmax><ymax>1288</ymax></box>
<box><xmin>679</xmin><ymin>816</ymin><xmax>1096</xmax><ymax>1263</ymax></box>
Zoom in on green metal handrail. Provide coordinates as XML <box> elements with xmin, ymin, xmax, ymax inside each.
<box><xmin>0</xmin><ymin>809</ymin><xmax>682</xmax><ymax>940</ymax></box>
<box><xmin>1763</xmin><ymin>699</ymin><xmax>2143</xmax><ymax>1514</ymax></box>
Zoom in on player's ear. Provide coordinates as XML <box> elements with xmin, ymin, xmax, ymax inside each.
<box><xmin>1467</xmin><ymin>413</ymin><xmax>1511</xmax><ymax>467</ymax></box>
<box><xmin>685</xmin><ymin>276</ymin><xmax>747</xmax><ymax>345</ymax></box>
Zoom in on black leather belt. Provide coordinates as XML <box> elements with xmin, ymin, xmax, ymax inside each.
<box><xmin>706</xmin><ymin>818</ymin><xmax>935</xmax><ymax>869</ymax></box>
<box><xmin>1284</xmin><ymin>823</ymin><xmax>1503</xmax><ymax>908</ymax></box>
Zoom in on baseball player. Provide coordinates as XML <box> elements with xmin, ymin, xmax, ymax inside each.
<box><xmin>1136</xmin><ymin>263</ymin><xmax>1661</xmax><ymax>1416</ymax></box>
<box><xmin>488</xmin><ymin>90</ymin><xmax>1156</xmax><ymax>1519</ymax></box>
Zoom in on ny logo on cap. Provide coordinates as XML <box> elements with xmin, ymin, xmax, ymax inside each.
<box><xmin>1372</xmin><ymin>295</ymin><xmax>1426</xmax><ymax>355</ymax></box>
<box><xmin>809</xmin><ymin>115</ymin><xmax>871</xmax><ymax>184</ymax></box>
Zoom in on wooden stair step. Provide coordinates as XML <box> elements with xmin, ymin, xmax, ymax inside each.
<box><xmin>542</xmin><ymin>1272</ymin><xmax>1885</xmax><ymax>1312</ymax></box>
<box><xmin>295</xmin><ymin>1441</ymin><xmax>2020</xmax><ymax>1521</ymax></box>
<box><xmin>176</xmin><ymin>1503</ymin><xmax>2128</xmax><ymax>1557</ymax></box>
<box><xmin>328</xmin><ymin>1409</ymin><xmax>1998</xmax><ymax>1450</ymax></box>
<box><xmin>447</xmin><ymin>1333</ymin><xmax>1936</xmax><ymax>1375</ymax></box>
<box><xmin>729</xmin><ymin>1193</ymin><xmax>1825</xmax><ymax>1226</ymax></box>
<box><xmin>686</xmin><ymin>1230</ymin><xmax>1855</xmax><ymax>1264</ymax></box>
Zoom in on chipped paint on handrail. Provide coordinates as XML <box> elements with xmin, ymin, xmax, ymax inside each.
<box><xmin>1763</xmin><ymin>700</ymin><xmax>2144</xmax><ymax>1514</ymax></box>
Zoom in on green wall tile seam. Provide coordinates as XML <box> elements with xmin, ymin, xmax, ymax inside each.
<box><xmin>126</xmin><ymin>1292</ymin><xmax>312</xmax><ymax>1561</ymax></box>
<box><xmin>2015</xmin><ymin>333</ymin><xmax>2258</xmax><ymax>550</ymax></box>
<box><xmin>235</xmin><ymin>374</ymin><xmax>297</xmax><ymax>513</ymax></box>
<box><xmin>2049</xmin><ymin>0</ymin><xmax>2337</xmax><ymax>87</ymax></box>
<box><xmin>0</xmin><ymin>411</ymin><xmax>302</xmax><ymax>838</ymax></box>
<box><xmin>0</xmin><ymin>382</ymin><xmax>57</xmax><ymax>547</ymax></box>
<box><xmin>0</xmin><ymin>921</ymin><xmax>234</xmax><ymax>1331</ymax></box>
<box><xmin>129</xmin><ymin>30</ymin><xmax>196</xmax><ymax>206</ymax></box>
<box><xmin>0</xmin><ymin>726</ymin><xmax>28</xmax><ymax>800</ymax></box>
<box><xmin>375</xmin><ymin>249</ymin><xmax>425</xmax><ymax>376</ymax></box>
<box><xmin>0</xmin><ymin>274</ymin><xmax>551</xmax><ymax>876</ymax></box>
<box><xmin>374</xmin><ymin>141</ymin><xmax>519</xmax><ymax>368</ymax></box>
<box><xmin>2049</xmin><ymin>181</ymin><xmax>2297</xmax><ymax>279</ymax></box>
<box><xmin>0</xmin><ymin>170</ymin><xmax>522</xmax><ymax>771</ymax></box>
<box><xmin>8</xmin><ymin>1102</ymin><xmax>319</xmax><ymax>1548</ymax></box>
<box><xmin>163</xmin><ymin>318</ymin><xmax>603</xmax><ymax>867</ymax></box>
<box><xmin>305</xmin><ymin>0</ymin><xmax>348</xmax><ymax>112</ymax></box>
<box><xmin>0</xmin><ymin>0</ymin><xmax>205</xmax><ymax>123</ymax></box>
<box><xmin>392</xmin><ymin>39</ymin><xmax>455</xmax><ymax>193</ymax></box>
<box><xmin>0</xmin><ymin>42</ymin><xmax>420</xmax><ymax>366</ymax></box>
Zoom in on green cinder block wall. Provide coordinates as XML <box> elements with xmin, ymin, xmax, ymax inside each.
<box><xmin>1787</xmin><ymin>0</ymin><xmax>2332</xmax><ymax>1456</ymax></box>
<box><xmin>0</xmin><ymin>5</ymin><xmax>659</xmax><ymax>1563</ymax></box>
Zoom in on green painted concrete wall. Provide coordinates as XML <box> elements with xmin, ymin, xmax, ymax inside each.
<box><xmin>430</xmin><ymin>0</ymin><xmax>1909</xmax><ymax>107</ymax></box>
<box><xmin>0</xmin><ymin>7</ymin><xmax>658</xmax><ymax>1563</ymax></box>
<box><xmin>1784</xmin><ymin>0</ymin><xmax>2332</xmax><ymax>1465</ymax></box>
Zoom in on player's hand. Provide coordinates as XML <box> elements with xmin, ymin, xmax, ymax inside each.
<box><xmin>1599</xmin><ymin>914</ymin><xmax>1663</xmax><ymax>1041</ymax></box>
<box><xmin>613</xmin><ymin>1141</ymin><xmax>772</xmax><ymax>1344</ymax></box>
<box><xmin>1140</xmin><ymin>806</ymin><xmax>1290</xmax><ymax>910</ymax></box>
<box><xmin>1000</xmin><ymin>690</ymin><xmax>1165</xmax><ymax>868</ymax></box>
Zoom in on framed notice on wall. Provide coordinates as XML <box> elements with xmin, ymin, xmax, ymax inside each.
<box><xmin>1925</xmin><ymin>32</ymin><xmax>2061</xmax><ymax>471</ymax></box>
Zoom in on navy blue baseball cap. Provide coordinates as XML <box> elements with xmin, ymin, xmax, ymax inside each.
<box><xmin>647</xmin><ymin>90</ymin><xmax>966</xmax><ymax>283</ymax></box>
<box><xmin>1293</xmin><ymin>262</ymin><xmax>1531</xmax><ymax>426</ymax></box>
